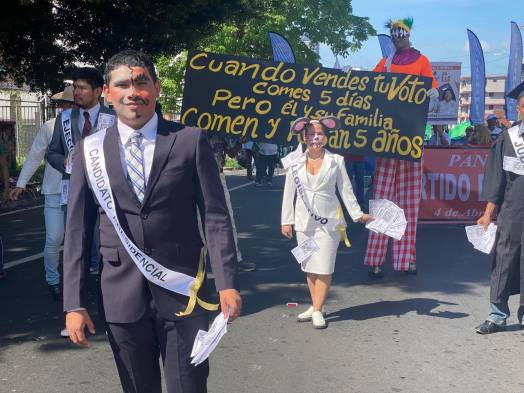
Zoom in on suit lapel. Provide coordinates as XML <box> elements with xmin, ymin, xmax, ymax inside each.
<box><xmin>141</xmin><ymin>118</ymin><xmax>181</xmax><ymax>208</ymax></box>
<box><xmin>104</xmin><ymin>123</ymin><xmax>139</xmax><ymax>211</ymax></box>
<box><xmin>71</xmin><ymin>108</ymin><xmax>81</xmax><ymax>144</ymax></box>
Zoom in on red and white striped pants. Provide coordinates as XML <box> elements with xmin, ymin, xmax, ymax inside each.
<box><xmin>364</xmin><ymin>157</ymin><xmax>423</xmax><ymax>271</ymax></box>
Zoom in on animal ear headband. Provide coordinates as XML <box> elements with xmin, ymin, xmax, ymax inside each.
<box><xmin>290</xmin><ymin>116</ymin><xmax>340</xmax><ymax>134</ymax></box>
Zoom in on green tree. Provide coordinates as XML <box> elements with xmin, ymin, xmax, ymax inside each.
<box><xmin>201</xmin><ymin>0</ymin><xmax>375</xmax><ymax>63</ymax></box>
<box><xmin>156</xmin><ymin>53</ymin><xmax>187</xmax><ymax>116</ymax></box>
<box><xmin>0</xmin><ymin>0</ymin><xmax>247</xmax><ymax>92</ymax></box>
<box><xmin>157</xmin><ymin>0</ymin><xmax>375</xmax><ymax>115</ymax></box>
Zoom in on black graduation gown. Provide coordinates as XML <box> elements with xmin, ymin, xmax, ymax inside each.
<box><xmin>482</xmin><ymin>126</ymin><xmax>524</xmax><ymax>306</ymax></box>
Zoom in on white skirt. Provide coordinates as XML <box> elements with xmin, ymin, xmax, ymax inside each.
<box><xmin>296</xmin><ymin>229</ymin><xmax>341</xmax><ymax>275</ymax></box>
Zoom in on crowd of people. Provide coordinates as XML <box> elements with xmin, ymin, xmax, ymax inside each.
<box><xmin>0</xmin><ymin>15</ymin><xmax>523</xmax><ymax>393</ymax></box>
<box><xmin>426</xmin><ymin>114</ymin><xmax>511</xmax><ymax>148</ymax></box>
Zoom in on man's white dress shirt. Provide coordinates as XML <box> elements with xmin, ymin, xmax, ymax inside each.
<box><xmin>117</xmin><ymin>113</ymin><xmax>158</xmax><ymax>184</ymax></box>
<box><xmin>16</xmin><ymin>118</ymin><xmax>62</xmax><ymax>194</ymax></box>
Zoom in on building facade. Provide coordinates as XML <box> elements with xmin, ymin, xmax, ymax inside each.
<box><xmin>458</xmin><ymin>75</ymin><xmax>507</xmax><ymax>123</ymax></box>
<box><xmin>459</xmin><ymin>58</ymin><xmax>524</xmax><ymax>124</ymax></box>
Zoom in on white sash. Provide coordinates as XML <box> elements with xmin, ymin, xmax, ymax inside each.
<box><xmin>62</xmin><ymin>109</ymin><xmax>75</xmax><ymax>152</ymax></box>
<box><xmin>83</xmin><ymin>128</ymin><xmax>195</xmax><ymax>297</ymax></box>
<box><xmin>60</xmin><ymin>109</ymin><xmax>74</xmax><ymax>205</ymax></box>
<box><xmin>508</xmin><ymin>125</ymin><xmax>524</xmax><ymax>165</ymax></box>
<box><xmin>289</xmin><ymin>160</ymin><xmax>331</xmax><ymax>227</ymax></box>
<box><xmin>61</xmin><ymin>111</ymin><xmax>115</xmax><ymax>204</ymax></box>
<box><xmin>503</xmin><ymin>156</ymin><xmax>524</xmax><ymax>176</ymax></box>
<box><xmin>288</xmin><ymin>157</ymin><xmax>351</xmax><ymax>247</ymax></box>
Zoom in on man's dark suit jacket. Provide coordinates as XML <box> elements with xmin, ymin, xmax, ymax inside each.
<box><xmin>48</xmin><ymin>105</ymin><xmax>114</xmax><ymax>177</ymax></box>
<box><xmin>63</xmin><ymin>117</ymin><xmax>238</xmax><ymax>323</ymax></box>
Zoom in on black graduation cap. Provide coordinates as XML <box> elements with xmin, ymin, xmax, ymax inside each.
<box><xmin>507</xmin><ymin>80</ymin><xmax>524</xmax><ymax>100</ymax></box>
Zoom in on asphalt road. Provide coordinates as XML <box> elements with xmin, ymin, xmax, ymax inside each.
<box><xmin>1</xmin><ymin>170</ymin><xmax>523</xmax><ymax>393</ymax></box>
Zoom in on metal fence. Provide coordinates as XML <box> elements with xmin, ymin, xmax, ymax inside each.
<box><xmin>0</xmin><ymin>99</ymin><xmax>55</xmax><ymax>158</ymax></box>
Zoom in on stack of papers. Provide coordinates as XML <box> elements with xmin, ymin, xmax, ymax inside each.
<box><xmin>190</xmin><ymin>312</ymin><xmax>229</xmax><ymax>366</ymax></box>
<box><xmin>365</xmin><ymin>199</ymin><xmax>407</xmax><ymax>240</ymax></box>
<box><xmin>465</xmin><ymin>223</ymin><xmax>497</xmax><ymax>254</ymax></box>
<box><xmin>291</xmin><ymin>236</ymin><xmax>320</xmax><ymax>264</ymax></box>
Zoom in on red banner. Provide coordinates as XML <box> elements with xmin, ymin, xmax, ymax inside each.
<box><xmin>419</xmin><ymin>147</ymin><xmax>489</xmax><ymax>222</ymax></box>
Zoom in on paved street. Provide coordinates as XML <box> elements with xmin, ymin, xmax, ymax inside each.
<box><xmin>1</xmin><ymin>171</ymin><xmax>524</xmax><ymax>393</ymax></box>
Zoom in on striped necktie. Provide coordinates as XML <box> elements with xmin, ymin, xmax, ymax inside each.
<box><xmin>126</xmin><ymin>131</ymin><xmax>145</xmax><ymax>203</ymax></box>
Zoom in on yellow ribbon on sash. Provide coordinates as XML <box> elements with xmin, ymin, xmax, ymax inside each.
<box><xmin>336</xmin><ymin>207</ymin><xmax>351</xmax><ymax>248</ymax></box>
<box><xmin>175</xmin><ymin>248</ymin><xmax>219</xmax><ymax>317</ymax></box>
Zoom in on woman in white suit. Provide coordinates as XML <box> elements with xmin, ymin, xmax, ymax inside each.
<box><xmin>281</xmin><ymin>116</ymin><xmax>371</xmax><ymax>329</ymax></box>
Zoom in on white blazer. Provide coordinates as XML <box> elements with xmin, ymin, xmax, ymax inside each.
<box><xmin>281</xmin><ymin>149</ymin><xmax>363</xmax><ymax>232</ymax></box>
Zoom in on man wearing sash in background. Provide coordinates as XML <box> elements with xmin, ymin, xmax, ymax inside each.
<box><xmin>365</xmin><ymin>17</ymin><xmax>439</xmax><ymax>277</ymax></box>
<box><xmin>47</xmin><ymin>67</ymin><xmax>114</xmax><ymax>276</ymax></box>
<box><xmin>64</xmin><ymin>50</ymin><xmax>241</xmax><ymax>393</ymax></box>
<box><xmin>10</xmin><ymin>86</ymin><xmax>75</xmax><ymax>301</ymax></box>
<box><xmin>475</xmin><ymin>81</ymin><xmax>524</xmax><ymax>334</ymax></box>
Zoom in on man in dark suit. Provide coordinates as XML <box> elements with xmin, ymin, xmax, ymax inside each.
<box><xmin>47</xmin><ymin>67</ymin><xmax>115</xmax><ymax>283</ymax></box>
<box><xmin>48</xmin><ymin>67</ymin><xmax>114</xmax><ymax>179</ymax></box>
<box><xmin>63</xmin><ymin>50</ymin><xmax>241</xmax><ymax>393</ymax></box>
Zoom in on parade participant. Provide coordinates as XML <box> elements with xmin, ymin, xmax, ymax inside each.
<box><xmin>469</xmin><ymin>125</ymin><xmax>492</xmax><ymax>147</ymax></box>
<box><xmin>47</xmin><ymin>67</ymin><xmax>114</xmax><ymax>275</ymax></box>
<box><xmin>254</xmin><ymin>142</ymin><xmax>278</xmax><ymax>187</ymax></box>
<box><xmin>63</xmin><ymin>50</ymin><xmax>241</xmax><ymax>393</ymax></box>
<box><xmin>281</xmin><ymin>116</ymin><xmax>371</xmax><ymax>329</ymax></box>
<box><xmin>475</xmin><ymin>81</ymin><xmax>524</xmax><ymax>334</ymax></box>
<box><xmin>208</xmin><ymin>134</ymin><xmax>257</xmax><ymax>272</ymax></box>
<box><xmin>452</xmin><ymin>126</ymin><xmax>475</xmax><ymax>146</ymax></box>
<box><xmin>343</xmin><ymin>153</ymin><xmax>366</xmax><ymax>210</ymax></box>
<box><xmin>0</xmin><ymin>142</ymin><xmax>10</xmax><ymax>203</ymax></box>
<box><xmin>0</xmin><ymin>141</ymin><xmax>9</xmax><ymax>279</ymax></box>
<box><xmin>365</xmin><ymin>17</ymin><xmax>438</xmax><ymax>277</ymax></box>
<box><xmin>10</xmin><ymin>86</ymin><xmax>75</xmax><ymax>300</ymax></box>
<box><xmin>487</xmin><ymin>114</ymin><xmax>503</xmax><ymax>141</ymax></box>
<box><xmin>241</xmin><ymin>139</ymin><xmax>255</xmax><ymax>181</ymax></box>
<box><xmin>427</xmin><ymin>125</ymin><xmax>450</xmax><ymax>146</ymax></box>
<box><xmin>48</xmin><ymin>67</ymin><xmax>114</xmax><ymax>179</ymax></box>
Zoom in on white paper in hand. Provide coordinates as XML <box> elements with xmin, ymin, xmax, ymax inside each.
<box><xmin>366</xmin><ymin>199</ymin><xmax>407</xmax><ymax>240</ymax></box>
<box><xmin>60</xmin><ymin>179</ymin><xmax>69</xmax><ymax>205</ymax></box>
<box><xmin>65</xmin><ymin>147</ymin><xmax>75</xmax><ymax>174</ymax></box>
<box><xmin>465</xmin><ymin>223</ymin><xmax>497</xmax><ymax>254</ymax></box>
<box><xmin>190</xmin><ymin>312</ymin><xmax>229</xmax><ymax>366</ymax></box>
<box><xmin>291</xmin><ymin>237</ymin><xmax>319</xmax><ymax>264</ymax></box>
<box><xmin>97</xmin><ymin>113</ymin><xmax>115</xmax><ymax>131</ymax></box>
<box><xmin>281</xmin><ymin>147</ymin><xmax>303</xmax><ymax>170</ymax></box>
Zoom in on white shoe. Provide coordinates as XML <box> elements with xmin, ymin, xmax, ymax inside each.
<box><xmin>60</xmin><ymin>328</ymin><xmax>69</xmax><ymax>338</ymax></box>
<box><xmin>297</xmin><ymin>306</ymin><xmax>326</xmax><ymax>322</ymax></box>
<box><xmin>312</xmin><ymin>311</ymin><xmax>327</xmax><ymax>329</ymax></box>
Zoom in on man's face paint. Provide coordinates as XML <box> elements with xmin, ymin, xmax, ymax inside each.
<box><xmin>391</xmin><ymin>27</ymin><xmax>410</xmax><ymax>50</ymax></box>
<box><xmin>104</xmin><ymin>65</ymin><xmax>160</xmax><ymax>130</ymax></box>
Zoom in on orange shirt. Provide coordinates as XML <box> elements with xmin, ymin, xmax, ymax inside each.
<box><xmin>373</xmin><ymin>55</ymin><xmax>439</xmax><ymax>88</ymax></box>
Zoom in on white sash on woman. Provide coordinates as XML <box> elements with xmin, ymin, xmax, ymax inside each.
<box><xmin>290</xmin><ymin>162</ymin><xmax>330</xmax><ymax>227</ymax></box>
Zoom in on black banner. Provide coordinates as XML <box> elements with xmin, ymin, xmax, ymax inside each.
<box><xmin>181</xmin><ymin>50</ymin><xmax>432</xmax><ymax>161</ymax></box>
